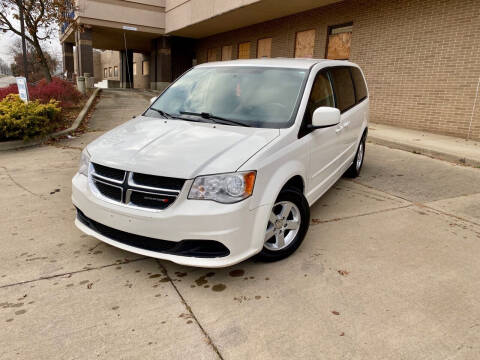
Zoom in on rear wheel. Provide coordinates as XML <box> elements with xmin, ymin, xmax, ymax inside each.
<box><xmin>257</xmin><ymin>188</ymin><xmax>309</xmax><ymax>262</ymax></box>
<box><xmin>345</xmin><ymin>134</ymin><xmax>366</xmax><ymax>178</ymax></box>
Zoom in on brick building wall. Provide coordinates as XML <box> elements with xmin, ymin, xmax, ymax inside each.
<box><xmin>195</xmin><ymin>0</ymin><xmax>480</xmax><ymax>140</ymax></box>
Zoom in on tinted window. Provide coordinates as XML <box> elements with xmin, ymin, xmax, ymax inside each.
<box><xmin>305</xmin><ymin>71</ymin><xmax>335</xmax><ymax>123</ymax></box>
<box><xmin>329</xmin><ymin>67</ymin><xmax>355</xmax><ymax>112</ymax></box>
<box><xmin>350</xmin><ymin>67</ymin><xmax>367</xmax><ymax>103</ymax></box>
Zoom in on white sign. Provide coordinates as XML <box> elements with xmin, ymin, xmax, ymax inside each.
<box><xmin>122</xmin><ymin>25</ymin><xmax>137</xmax><ymax>31</ymax></box>
<box><xmin>16</xmin><ymin>77</ymin><xmax>29</xmax><ymax>103</ymax></box>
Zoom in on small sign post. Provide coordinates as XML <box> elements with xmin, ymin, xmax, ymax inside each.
<box><xmin>16</xmin><ymin>77</ymin><xmax>29</xmax><ymax>103</ymax></box>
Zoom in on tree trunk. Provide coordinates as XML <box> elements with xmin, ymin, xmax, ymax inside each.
<box><xmin>31</xmin><ymin>39</ymin><xmax>52</xmax><ymax>82</ymax></box>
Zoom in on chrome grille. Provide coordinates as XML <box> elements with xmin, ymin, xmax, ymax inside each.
<box><xmin>90</xmin><ymin>163</ymin><xmax>185</xmax><ymax>210</ymax></box>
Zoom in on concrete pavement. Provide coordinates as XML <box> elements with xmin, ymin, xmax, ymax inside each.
<box><xmin>369</xmin><ymin>122</ymin><xmax>480</xmax><ymax>167</ymax></box>
<box><xmin>1</xmin><ymin>89</ymin><xmax>480</xmax><ymax>359</ymax></box>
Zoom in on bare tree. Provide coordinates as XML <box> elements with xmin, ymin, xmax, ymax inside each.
<box><xmin>9</xmin><ymin>39</ymin><xmax>58</xmax><ymax>81</ymax></box>
<box><xmin>0</xmin><ymin>0</ymin><xmax>74</xmax><ymax>82</ymax></box>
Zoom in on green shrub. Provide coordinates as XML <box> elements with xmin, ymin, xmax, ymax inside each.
<box><xmin>0</xmin><ymin>94</ymin><xmax>61</xmax><ymax>141</ymax></box>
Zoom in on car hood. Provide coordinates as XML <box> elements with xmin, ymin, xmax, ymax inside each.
<box><xmin>87</xmin><ymin>116</ymin><xmax>280</xmax><ymax>179</ymax></box>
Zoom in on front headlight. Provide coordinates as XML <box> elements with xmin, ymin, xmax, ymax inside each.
<box><xmin>188</xmin><ymin>171</ymin><xmax>256</xmax><ymax>203</ymax></box>
<box><xmin>78</xmin><ymin>149</ymin><xmax>91</xmax><ymax>177</ymax></box>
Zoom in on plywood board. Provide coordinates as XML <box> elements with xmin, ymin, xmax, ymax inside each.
<box><xmin>257</xmin><ymin>38</ymin><xmax>272</xmax><ymax>58</ymax></box>
<box><xmin>327</xmin><ymin>32</ymin><xmax>352</xmax><ymax>60</ymax></box>
<box><xmin>222</xmin><ymin>45</ymin><xmax>232</xmax><ymax>61</ymax></box>
<box><xmin>295</xmin><ymin>29</ymin><xmax>315</xmax><ymax>58</ymax></box>
<box><xmin>238</xmin><ymin>42</ymin><xmax>251</xmax><ymax>59</ymax></box>
<box><xmin>207</xmin><ymin>48</ymin><xmax>218</xmax><ymax>62</ymax></box>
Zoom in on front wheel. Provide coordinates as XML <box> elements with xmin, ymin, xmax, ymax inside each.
<box><xmin>345</xmin><ymin>134</ymin><xmax>366</xmax><ymax>178</ymax></box>
<box><xmin>256</xmin><ymin>188</ymin><xmax>310</xmax><ymax>262</ymax></box>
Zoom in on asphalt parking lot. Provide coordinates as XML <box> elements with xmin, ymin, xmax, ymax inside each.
<box><xmin>1</xmin><ymin>90</ymin><xmax>480</xmax><ymax>359</ymax></box>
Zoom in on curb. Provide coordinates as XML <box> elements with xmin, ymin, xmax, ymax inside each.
<box><xmin>368</xmin><ymin>135</ymin><xmax>480</xmax><ymax>168</ymax></box>
<box><xmin>0</xmin><ymin>88</ymin><xmax>101</xmax><ymax>151</ymax></box>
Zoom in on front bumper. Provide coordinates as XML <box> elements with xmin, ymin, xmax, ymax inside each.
<box><xmin>72</xmin><ymin>173</ymin><xmax>270</xmax><ymax>267</ymax></box>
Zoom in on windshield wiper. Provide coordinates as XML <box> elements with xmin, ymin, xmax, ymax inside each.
<box><xmin>150</xmin><ymin>108</ymin><xmax>174</xmax><ymax>119</ymax></box>
<box><xmin>180</xmin><ymin>111</ymin><xmax>251</xmax><ymax>127</ymax></box>
<box><xmin>150</xmin><ymin>108</ymin><xmax>204</xmax><ymax>123</ymax></box>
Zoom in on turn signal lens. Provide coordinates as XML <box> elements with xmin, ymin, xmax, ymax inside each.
<box><xmin>243</xmin><ymin>171</ymin><xmax>256</xmax><ymax>196</ymax></box>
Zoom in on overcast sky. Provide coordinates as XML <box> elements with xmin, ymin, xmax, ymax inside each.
<box><xmin>0</xmin><ymin>17</ymin><xmax>62</xmax><ymax>64</ymax></box>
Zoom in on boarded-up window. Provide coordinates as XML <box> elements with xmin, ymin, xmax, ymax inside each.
<box><xmin>109</xmin><ymin>67</ymin><xmax>112</xmax><ymax>77</ymax></box>
<box><xmin>133</xmin><ymin>63</ymin><xmax>137</xmax><ymax>76</ymax></box>
<box><xmin>207</xmin><ymin>48</ymin><xmax>218</xmax><ymax>62</ymax></box>
<box><xmin>326</xmin><ymin>24</ymin><xmax>353</xmax><ymax>60</ymax></box>
<box><xmin>257</xmin><ymin>38</ymin><xmax>272</xmax><ymax>58</ymax></box>
<box><xmin>103</xmin><ymin>68</ymin><xmax>107</xmax><ymax>78</ymax></box>
<box><xmin>295</xmin><ymin>30</ymin><xmax>315</xmax><ymax>58</ymax></box>
<box><xmin>114</xmin><ymin>66</ymin><xmax>118</xmax><ymax>77</ymax></box>
<box><xmin>238</xmin><ymin>42</ymin><xmax>251</xmax><ymax>59</ymax></box>
<box><xmin>222</xmin><ymin>45</ymin><xmax>232</xmax><ymax>61</ymax></box>
<box><xmin>142</xmin><ymin>61</ymin><xmax>150</xmax><ymax>75</ymax></box>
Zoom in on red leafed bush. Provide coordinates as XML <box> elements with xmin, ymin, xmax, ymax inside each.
<box><xmin>0</xmin><ymin>84</ymin><xmax>18</xmax><ymax>101</ymax></box>
<box><xmin>0</xmin><ymin>78</ymin><xmax>83</xmax><ymax>108</ymax></box>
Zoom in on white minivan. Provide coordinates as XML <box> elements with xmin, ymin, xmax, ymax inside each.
<box><xmin>72</xmin><ymin>58</ymin><xmax>368</xmax><ymax>268</ymax></box>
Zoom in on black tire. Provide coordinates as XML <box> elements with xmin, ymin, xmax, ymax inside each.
<box><xmin>345</xmin><ymin>134</ymin><xmax>366</xmax><ymax>178</ymax></box>
<box><xmin>256</xmin><ymin>188</ymin><xmax>310</xmax><ymax>262</ymax></box>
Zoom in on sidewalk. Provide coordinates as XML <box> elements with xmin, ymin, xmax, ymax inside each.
<box><xmin>368</xmin><ymin>123</ymin><xmax>480</xmax><ymax>168</ymax></box>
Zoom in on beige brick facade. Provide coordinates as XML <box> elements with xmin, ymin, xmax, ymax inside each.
<box><xmin>195</xmin><ymin>0</ymin><xmax>480</xmax><ymax>140</ymax></box>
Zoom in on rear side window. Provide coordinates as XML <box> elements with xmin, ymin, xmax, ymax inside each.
<box><xmin>350</xmin><ymin>67</ymin><xmax>368</xmax><ymax>103</ymax></box>
<box><xmin>329</xmin><ymin>67</ymin><xmax>355</xmax><ymax>112</ymax></box>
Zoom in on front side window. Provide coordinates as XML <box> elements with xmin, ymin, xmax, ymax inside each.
<box><xmin>305</xmin><ymin>71</ymin><xmax>335</xmax><ymax>123</ymax></box>
<box><xmin>329</xmin><ymin>67</ymin><xmax>355</xmax><ymax>112</ymax></box>
<box><xmin>147</xmin><ymin>66</ymin><xmax>308</xmax><ymax>128</ymax></box>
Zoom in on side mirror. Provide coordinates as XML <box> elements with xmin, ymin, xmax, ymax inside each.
<box><xmin>308</xmin><ymin>107</ymin><xmax>340</xmax><ymax>130</ymax></box>
<box><xmin>150</xmin><ymin>96</ymin><xmax>158</xmax><ymax>105</ymax></box>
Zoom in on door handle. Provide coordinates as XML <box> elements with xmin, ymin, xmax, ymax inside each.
<box><xmin>335</xmin><ymin>125</ymin><xmax>343</xmax><ymax>134</ymax></box>
<box><xmin>343</xmin><ymin>121</ymin><xmax>350</xmax><ymax>128</ymax></box>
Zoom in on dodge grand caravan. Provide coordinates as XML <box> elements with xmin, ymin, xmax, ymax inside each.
<box><xmin>72</xmin><ymin>58</ymin><xmax>369</xmax><ymax>268</ymax></box>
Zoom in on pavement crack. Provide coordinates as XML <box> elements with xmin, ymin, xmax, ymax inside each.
<box><xmin>157</xmin><ymin>260</ymin><xmax>225</xmax><ymax>360</ymax></box>
<box><xmin>351</xmin><ymin>179</ymin><xmax>480</xmax><ymax>227</ymax></box>
<box><xmin>420</xmin><ymin>204</ymin><xmax>480</xmax><ymax>227</ymax></box>
<box><xmin>88</xmin><ymin>242</ymin><xmax>103</xmax><ymax>252</ymax></box>
<box><xmin>0</xmin><ymin>257</ymin><xmax>148</xmax><ymax>290</ymax></box>
<box><xmin>1</xmin><ymin>166</ymin><xmax>45</xmax><ymax>199</ymax></box>
<box><xmin>351</xmin><ymin>179</ymin><xmax>412</xmax><ymax>203</ymax></box>
<box><xmin>311</xmin><ymin>204</ymin><xmax>412</xmax><ymax>225</ymax></box>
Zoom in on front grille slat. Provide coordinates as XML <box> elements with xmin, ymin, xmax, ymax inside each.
<box><xmin>93</xmin><ymin>179</ymin><xmax>122</xmax><ymax>202</ymax></box>
<box><xmin>90</xmin><ymin>163</ymin><xmax>185</xmax><ymax>211</ymax></box>
<box><xmin>92</xmin><ymin>163</ymin><xmax>126</xmax><ymax>182</ymax></box>
<box><xmin>131</xmin><ymin>172</ymin><xmax>185</xmax><ymax>191</ymax></box>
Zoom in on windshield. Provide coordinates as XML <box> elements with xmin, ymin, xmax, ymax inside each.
<box><xmin>146</xmin><ymin>66</ymin><xmax>308</xmax><ymax>128</ymax></box>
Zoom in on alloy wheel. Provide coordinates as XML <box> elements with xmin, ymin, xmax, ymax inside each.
<box><xmin>264</xmin><ymin>201</ymin><xmax>301</xmax><ymax>251</ymax></box>
<box><xmin>356</xmin><ymin>141</ymin><xmax>364</xmax><ymax>170</ymax></box>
